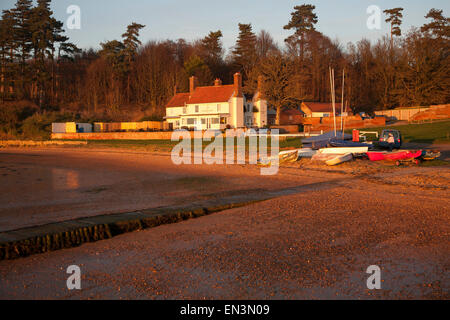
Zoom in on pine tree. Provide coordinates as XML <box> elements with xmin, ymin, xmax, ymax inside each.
<box><xmin>99</xmin><ymin>40</ymin><xmax>126</xmax><ymax>108</ymax></box>
<box><xmin>200</xmin><ymin>31</ymin><xmax>223</xmax><ymax>64</ymax></box>
<box><xmin>0</xmin><ymin>11</ymin><xmax>16</xmax><ymax>100</ymax></box>
<box><xmin>421</xmin><ymin>9</ymin><xmax>450</xmax><ymax>39</ymax></box>
<box><xmin>183</xmin><ymin>54</ymin><xmax>212</xmax><ymax>85</ymax></box>
<box><xmin>121</xmin><ymin>22</ymin><xmax>145</xmax><ymax>103</ymax></box>
<box><xmin>30</xmin><ymin>0</ymin><xmax>51</xmax><ymax>102</ymax></box>
<box><xmin>10</xmin><ymin>0</ymin><xmax>34</xmax><ymax>98</ymax></box>
<box><xmin>232</xmin><ymin>23</ymin><xmax>257</xmax><ymax>79</ymax></box>
<box><xmin>29</xmin><ymin>0</ymin><xmax>77</xmax><ymax>106</ymax></box>
<box><xmin>198</xmin><ymin>30</ymin><xmax>224</xmax><ymax>79</ymax></box>
<box><xmin>283</xmin><ymin>4</ymin><xmax>318</xmax><ymax>62</ymax></box>
<box><xmin>384</xmin><ymin>8</ymin><xmax>404</xmax><ymax>47</ymax></box>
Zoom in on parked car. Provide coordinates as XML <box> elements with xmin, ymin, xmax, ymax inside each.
<box><xmin>379</xmin><ymin>129</ymin><xmax>402</xmax><ymax>150</ymax></box>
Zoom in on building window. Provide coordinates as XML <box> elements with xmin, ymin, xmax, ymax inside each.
<box><xmin>201</xmin><ymin>118</ymin><xmax>206</xmax><ymax>124</ymax></box>
<box><xmin>187</xmin><ymin>118</ymin><xmax>195</xmax><ymax>125</ymax></box>
<box><xmin>211</xmin><ymin>118</ymin><xmax>219</xmax><ymax>124</ymax></box>
<box><xmin>183</xmin><ymin>107</ymin><xmax>187</xmax><ymax>114</ymax></box>
<box><xmin>195</xmin><ymin>105</ymin><xmax>199</xmax><ymax>113</ymax></box>
<box><xmin>217</xmin><ymin>104</ymin><xmax>221</xmax><ymax>113</ymax></box>
<box><xmin>220</xmin><ymin>117</ymin><xmax>227</xmax><ymax>124</ymax></box>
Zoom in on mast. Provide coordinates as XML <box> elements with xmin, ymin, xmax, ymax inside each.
<box><xmin>341</xmin><ymin>69</ymin><xmax>345</xmax><ymax>131</ymax></box>
<box><xmin>329</xmin><ymin>67</ymin><xmax>337</xmax><ymax>137</ymax></box>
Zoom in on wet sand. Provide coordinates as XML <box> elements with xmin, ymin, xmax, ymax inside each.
<box><xmin>0</xmin><ymin>147</ymin><xmax>449</xmax><ymax>299</ymax></box>
<box><xmin>0</xmin><ymin>148</ymin><xmax>329</xmax><ymax>232</ymax></box>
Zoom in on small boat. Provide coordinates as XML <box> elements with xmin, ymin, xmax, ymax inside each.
<box><xmin>303</xmin><ymin>131</ymin><xmax>353</xmax><ymax>150</ymax></box>
<box><xmin>422</xmin><ymin>150</ymin><xmax>441</xmax><ymax>161</ymax></box>
<box><xmin>312</xmin><ymin>153</ymin><xmax>341</xmax><ymax>162</ymax></box>
<box><xmin>279</xmin><ymin>150</ymin><xmax>299</xmax><ymax>164</ymax></box>
<box><xmin>326</xmin><ymin>153</ymin><xmax>353</xmax><ymax>166</ymax></box>
<box><xmin>367</xmin><ymin>150</ymin><xmax>423</xmax><ymax>162</ymax></box>
<box><xmin>319</xmin><ymin>147</ymin><xmax>369</xmax><ymax>154</ymax></box>
<box><xmin>328</xmin><ymin>139</ymin><xmax>373</xmax><ymax>148</ymax></box>
<box><xmin>366</xmin><ymin>152</ymin><xmax>387</xmax><ymax>161</ymax></box>
<box><xmin>258</xmin><ymin>150</ymin><xmax>298</xmax><ymax>166</ymax></box>
<box><xmin>279</xmin><ymin>148</ymin><xmax>317</xmax><ymax>158</ymax></box>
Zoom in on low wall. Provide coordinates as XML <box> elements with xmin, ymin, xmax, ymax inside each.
<box><xmin>51</xmin><ymin>131</ymin><xmax>285</xmax><ymax>141</ymax></box>
<box><xmin>303</xmin><ymin>115</ymin><xmax>385</xmax><ymax>131</ymax></box>
<box><xmin>410</xmin><ymin>104</ymin><xmax>450</xmax><ymax>122</ymax></box>
<box><xmin>1</xmin><ymin>140</ymin><xmax>88</xmax><ymax>147</ymax></box>
<box><xmin>307</xmin><ymin>118</ymin><xmax>386</xmax><ymax>131</ymax></box>
<box><xmin>52</xmin><ymin>131</ymin><xmax>179</xmax><ymax>140</ymax></box>
<box><xmin>270</xmin><ymin>125</ymin><xmax>300</xmax><ymax>134</ymax></box>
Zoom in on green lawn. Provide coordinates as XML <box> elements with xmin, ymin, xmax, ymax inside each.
<box><xmin>56</xmin><ymin>120</ymin><xmax>450</xmax><ymax>153</ymax></box>
<box><xmin>85</xmin><ymin>139</ymin><xmax>179</xmax><ymax>152</ymax></box>
<box><xmin>350</xmin><ymin>120</ymin><xmax>450</xmax><ymax>144</ymax></box>
<box><xmin>77</xmin><ymin>136</ymin><xmax>303</xmax><ymax>153</ymax></box>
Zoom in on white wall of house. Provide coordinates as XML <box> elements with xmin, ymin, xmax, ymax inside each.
<box><xmin>254</xmin><ymin>99</ymin><xmax>268</xmax><ymax>127</ymax></box>
<box><xmin>167</xmin><ymin>101</ymin><xmax>234</xmax><ymax>130</ymax></box>
<box><xmin>311</xmin><ymin>112</ymin><xmax>332</xmax><ymax>118</ymax></box>
<box><xmin>229</xmin><ymin>97</ymin><xmax>244</xmax><ymax>129</ymax></box>
<box><xmin>166</xmin><ymin>96</ymin><xmax>268</xmax><ymax>130</ymax></box>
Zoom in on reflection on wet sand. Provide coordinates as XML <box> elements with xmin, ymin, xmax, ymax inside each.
<box><xmin>52</xmin><ymin>168</ymin><xmax>80</xmax><ymax>190</ymax></box>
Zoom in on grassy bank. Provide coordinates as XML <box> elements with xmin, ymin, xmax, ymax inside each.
<box><xmin>353</xmin><ymin>120</ymin><xmax>450</xmax><ymax>144</ymax></box>
<box><xmin>78</xmin><ymin>137</ymin><xmax>303</xmax><ymax>153</ymax></box>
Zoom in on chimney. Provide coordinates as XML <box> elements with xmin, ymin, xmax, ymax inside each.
<box><xmin>214</xmin><ymin>78</ymin><xmax>222</xmax><ymax>87</ymax></box>
<box><xmin>257</xmin><ymin>75</ymin><xmax>264</xmax><ymax>99</ymax></box>
<box><xmin>233</xmin><ymin>72</ymin><xmax>243</xmax><ymax>98</ymax></box>
<box><xmin>189</xmin><ymin>76</ymin><xmax>197</xmax><ymax>95</ymax></box>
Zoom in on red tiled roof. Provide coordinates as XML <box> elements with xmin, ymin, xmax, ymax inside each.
<box><xmin>302</xmin><ymin>102</ymin><xmax>335</xmax><ymax>113</ymax></box>
<box><xmin>165</xmin><ymin>85</ymin><xmax>236</xmax><ymax>108</ymax></box>
<box><xmin>282</xmin><ymin>108</ymin><xmax>304</xmax><ymax>115</ymax></box>
<box><xmin>189</xmin><ymin>85</ymin><xmax>235</xmax><ymax>104</ymax></box>
<box><xmin>166</xmin><ymin>93</ymin><xmax>190</xmax><ymax>108</ymax></box>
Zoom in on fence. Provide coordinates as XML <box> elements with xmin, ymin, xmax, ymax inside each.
<box><xmin>375</xmin><ymin>107</ymin><xmax>429</xmax><ymax>121</ymax></box>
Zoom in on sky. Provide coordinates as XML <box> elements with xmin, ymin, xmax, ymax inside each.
<box><xmin>1</xmin><ymin>0</ymin><xmax>449</xmax><ymax>53</ymax></box>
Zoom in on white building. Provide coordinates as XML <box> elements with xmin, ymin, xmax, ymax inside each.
<box><xmin>165</xmin><ymin>73</ymin><xmax>267</xmax><ymax>130</ymax></box>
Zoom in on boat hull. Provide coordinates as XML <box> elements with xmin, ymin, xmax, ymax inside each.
<box><xmin>319</xmin><ymin>147</ymin><xmax>369</xmax><ymax>154</ymax></box>
<box><xmin>279</xmin><ymin>148</ymin><xmax>317</xmax><ymax>158</ymax></box>
<box><xmin>367</xmin><ymin>150</ymin><xmax>423</xmax><ymax>161</ymax></box>
<box><xmin>326</xmin><ymin>153</ymin><xmax>353</xmax><ymax>166</ymax></box>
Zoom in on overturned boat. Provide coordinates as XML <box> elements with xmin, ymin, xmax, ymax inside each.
<box><xmin>318</xmin><ymin>146</ymin><xmax>369</xmax><ymax>154</ymax></box>
<box><xmin>367</xmin><ymin>150</ymin><xmax>424</xmax><ymax>162</ymax></box>
<box><xmin>302</xmin><ymin>131</ymin><xmax>353</xmax><ymax>150</ymax></box>
<box><xmin>279</xmin><ymin>148</ymin><xmax>317</xmax><ymax>158</ymax></box>
<box><xmin>325</xmin><ymin>153</ymin><xmax>353</xmax><ymax>166</ymax></box>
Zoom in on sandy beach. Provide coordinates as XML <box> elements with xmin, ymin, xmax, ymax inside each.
<box><xmin>0</xmin><ymin>147</ymin><xmax>448</xmax><ymax>299</ymax></box>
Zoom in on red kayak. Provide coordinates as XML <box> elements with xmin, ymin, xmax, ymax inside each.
<box><xmin>367</xmin><ymin>150</ymin><xmax>423</xmax><ymax>161</ymax></box>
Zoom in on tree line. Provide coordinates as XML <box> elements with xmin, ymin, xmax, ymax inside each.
<box><xmin>0</xmin><ymin>1</ymin><xmax>449</xmax><ymax>124</ymax></box>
